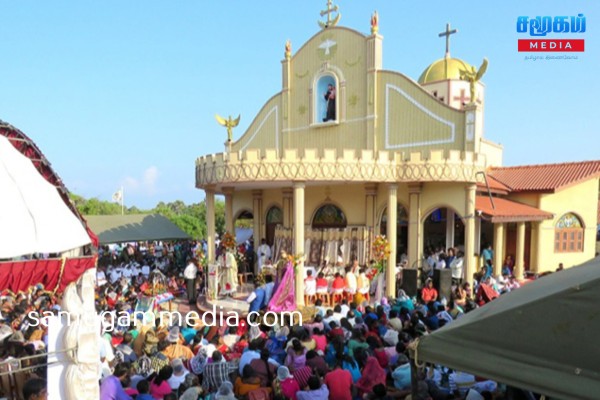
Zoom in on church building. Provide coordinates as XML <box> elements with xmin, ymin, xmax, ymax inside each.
<box><xmin>196</xmin><ymin>5</ymin><xmax>600</xmax><ymax>305</ymax></box>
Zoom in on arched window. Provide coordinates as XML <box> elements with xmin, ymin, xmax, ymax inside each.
<box><xmin>266</xmin><ymin>206</ymin><xmax>283</xmax><ymax>224</ymax></box>
<box><xmin>315</xmin><ymin>74</ymin><xmax>337</xmax><ymax>124</ymax></box>
<box><xmin>265</xmin><ymin>206</ymin><xmax>283</xmax><ymax>246</ymax></box>
<box><xmin>554</xmin><ymin>213</ymin><xmax>584</xmax><ymax>253</ymax></box>
<box><xmin>312</xmin><ymin>204</ymin><xmax>347</xmax><ymax>229</ymax></box>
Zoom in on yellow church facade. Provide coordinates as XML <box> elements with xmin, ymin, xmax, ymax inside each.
<box><xmin>196</xmin><ymin>8</ymin><xmax>600</xmax><ymax>305</ymax></box>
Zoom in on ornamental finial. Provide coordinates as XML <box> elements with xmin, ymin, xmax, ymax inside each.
<box><xmin>371</xmin><ymin>11</ymin><xmax>379</xmax><ymax>34</ymax></box>
<box><xmin>285</xmin><ymin>39</ymin><xmax>292</xmax><ymax>60</ymax></box>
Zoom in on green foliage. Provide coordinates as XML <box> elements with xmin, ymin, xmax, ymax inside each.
<box><xmin>235</xmin><ymin>218</ymin><xmax>253</xmax><ymax>228</ymax></box>
<box><xmin>70</xmin><ymin>193</ymin><xmax>226</xmax><ymax>240</ymax></box>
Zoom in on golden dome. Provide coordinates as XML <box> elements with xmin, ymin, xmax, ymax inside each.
<box><xmin>418</xmin><ymin>57</ymin><xmax>474</xmax><ymax>84</ymax></box>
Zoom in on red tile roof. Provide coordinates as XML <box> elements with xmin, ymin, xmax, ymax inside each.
<box><xmin>488</xmin><ymin>160</ymin><xmax>600</xmax><ymax>193</ymax></box>
<box><xmin>476</xmin><ymin>196</ymin><xmax>554</xmax><ymax>223</ymax></box>
<box><xmin>477</xmin><ymin>175</ymin><xmax>511</xmax><ymax>194</ymax></box>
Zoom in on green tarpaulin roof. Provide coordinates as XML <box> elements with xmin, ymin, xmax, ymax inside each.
<box><xmin>85</xmin><ymin>214</ymin><xmax>190</xmax><ymax>244</ymax></box>
<box><xmin>413</xmin><ymin>256</ymin><xmax>600</xmax><ymax>400</ymax></box>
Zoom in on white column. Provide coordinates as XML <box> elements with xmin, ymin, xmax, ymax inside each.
<box><xmin>493</xmin><ymin>223</ymin><xmax>505</xmax><ymax>277</ymax></box>
<box><xmin>282</xmin><ymin>188</ymin><xmax>293</xmax><ymax>229</ymax></box>
<box><xmin>533</xmin><ymin>221</ymin><xmax>544</xmax><ymax>273</ymax></box>
<box><xmin>407</xmin><ymin>183</ymin><xmax>422</xmax><ymax>269</ymax></box>
<box><xmin>365</xmin><ymin>184</ymin><xmax>378</xmax><ymax>234</ymax></box>
<box><xmin>293</xmin><ymin>182</ymin><xmax>305</xmax><ymax>306</ymax></box>
<box><xmin>206</xmin><ymin>187</ymin><xmax>216</xmax><ymax>264</ymax></box>
<box><xmin>515</xmin><ymin>222</ymin><xmax>526</xmax><ymax>280</ymax></box>
<box><xmin>252</xmin><ymin>190</ymin><xmax>263</xmax><ymax>250</ymax></box>
<box><xmin>386</xmin><ymin>184</ymin><xmax>398</xmax><ymax>298</ymax></box>
<box><xmin>464</xmin><ymin>184</ymin><xmax>476</xmax><ymax>286</ymax></box>
<box><xmin>475</xmin><ymin>216</ymin><xmax>482</xmax><ymax>265</ymax></box>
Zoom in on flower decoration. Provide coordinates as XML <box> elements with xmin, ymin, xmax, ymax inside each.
<box><xmin>235</xmin><ymin>251</ymin><xmax>246</xmax><ymax>267</ymax></box>
<box><xmin>221</xmin><ymin>232</ymin><xmax>236</xmax><ymax>251</ymax></box>
<box><xmin>195</xmin><ymin>247</ymin><xmax>207</xmax><ymax>267</ymax></box>
<box><xmin>371</xmin><ymin>234</ymin><xmax>391</xmax><ymax>274</ymax></box>
<box><xmin>287</xmin><ymin>253</ymin><xmax>304</xmax><ymax>273</ymax></box>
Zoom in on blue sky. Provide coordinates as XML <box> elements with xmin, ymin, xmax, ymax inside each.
<box><xmin>0</xmin><ymin>1</ymin><xmax>597</xmax><ymax>208</ymax></box>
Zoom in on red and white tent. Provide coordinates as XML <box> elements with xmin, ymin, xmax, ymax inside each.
<box><xmin>0</xmin><ymin>121</ymin><xmax>98</xmax><ymax>292</ymax></box>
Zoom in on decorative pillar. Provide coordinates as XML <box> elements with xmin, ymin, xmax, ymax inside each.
<box><xmin>252</xmin><ymin>190</ymin><xmax>263</xmax><ymax>257</ymax></box>
<box><xmin>365</xmin><ymin>183</ymin><xmax>378</xmax><ymax>234</ymax></box>
<box><xmin>493</xmin><ymin>223</ymin><xmax>505</xmax><ymax>277</ymax></box>
<box><xmin>206</xmin><ymin>187</ymin><xmax>216</xmax><ymax>264</ymax></box>
<box><xmin>282</xmin><ymin>187</ymin><xmax>294</xmax><ymax>229</ymax></box>
<box><xmin>407</xmin><ymin>183</ymin><xmax>423</xmax><ymax>270</ymax></box>
<box><xmin>533</xmin><ymin>221</ymin><xmax>544</xmax><ymax>273</ymax></box>
<box><xmin>281</xmin><ymin>40</ymin><xmax>291</xmax><ymax>151</ymax></box>
<box><xmin>223</xmin><ymin>187</ymin><xmax>234</xmax><ymax>234</ymax></box>
<box><xmin>515</xmin><ymin>222</ymin><xmax>526</xmax><ymax>280</ymax></box>
<box><xmin>464</xmin><ymin>184</ymin><xmax>477</xmax><ymax>286</ymax></box>
<box><xmin>386</xmin><ymin>184</ymin><xmax>398</xmax><ymax>298</ymax></box>
<box><xmin>475</xmin><ymin>217</ymin><xmax>482</xmax><ymax>262</ymax></box>
<box><xmin>445</xmin><ymin>208</ymin><xmax>455</xmax><ymax>250</ymax></box>
<box><xmin>293</xmin><ymin>182</ymin><xmax>305</xmax><ymax>306</ymax></box>
<box><xmin>366</xmin><ymin>30</ymin><xmax>382</xmax><ymax>150</ymax></box>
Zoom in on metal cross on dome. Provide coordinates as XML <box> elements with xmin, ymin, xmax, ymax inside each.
<box><xmin>318</xmin><ymin>0</ymin><xmax>341</xmax><ymax>29</ymax></box>
<box><xmin>439</xmin><ymin>23</ymin><xmax>458</xmax><ymax>57</ymax></box>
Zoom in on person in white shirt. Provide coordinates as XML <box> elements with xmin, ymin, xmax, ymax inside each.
<box><xmin>184</xmin><ymin>259</ymin><xmax>198</xmax><ymax>305</ymax></box>
<box><xmin>141</xmin><ymin>263</ymin><xmax>151</xmax><ymax>278</ymax></box>
<box><xmin>96</xmin><ymin>266</ymin><xmax>107</xmax><ymax>287</ymax></box>
<box><xmin>344</xmin><ymin>266</ymin><xmax>357</xmax><ymax>300</ymax></box>
<box><xmin>339</xmin><ymin>300</ymin><xmax>350</xmax><ymax>317</ymax></box>
<box><xmin>155</xmin><ymin>242</ymin><xmax>163</xmax><ymax>257</ymax></box>
<box><xmin>122</xmin><ymin>265</ymin><xmax>133</xmax><ymax>279</ymax></box>
<box><xmin>450</xmin><ymin>251</ymin><xmax>465</xmax><ymax>284</ymax></box>
<box><xmin>131</xmin><ymin>263</ymin><xmax>141</xmax><ymax>278</ymax></box>
<box><xmin>304</xmin><ymin>270</ymin><xmax>317</xmax><ymax>304</ymax></box>
<box><xmin>109</xmin><ymin>265</ymin><xmax>122</xmax><ymax>284</ymax></box>
<box><xmin>257</xmin><ymin>239</ymin><xmax>272</xmax><ymax>271</ymax></box>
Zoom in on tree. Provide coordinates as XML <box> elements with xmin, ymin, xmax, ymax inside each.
<box><xmin>70</xmin><ymin>193</ymin><xmax>226</xmax><ymax>240</ymax></box>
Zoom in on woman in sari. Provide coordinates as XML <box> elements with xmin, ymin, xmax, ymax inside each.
<box><xmin>268</xmin><ymin>259</ymin><xmax>296</xmax><ymax>312</ymax></box>
<box><xmin>355</xmin><ymin>356</ymin><xmax>386</xmax><ymax>396</ymax></box>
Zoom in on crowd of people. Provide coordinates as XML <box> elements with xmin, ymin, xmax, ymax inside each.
<box><xmin>0</xmin><ymin>285</ymin><xmax>58</xmax><ymax>399</ymax></box>
<box><xmin>2</xmin><ymin>238</ymin><xmax>563</xmax><ymax>400</ymax></box>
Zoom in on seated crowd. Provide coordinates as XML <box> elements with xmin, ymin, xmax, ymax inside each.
<box><xmin>7</xmin><ymin>241</ymin><xmax>561</xmax><ymax>399</ymax></box>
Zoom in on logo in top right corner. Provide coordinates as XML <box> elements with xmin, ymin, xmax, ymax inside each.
<box><xmin>517</xmin><ymin>14</ymin><xmax>585</xmax><ymax>52</ymax></box>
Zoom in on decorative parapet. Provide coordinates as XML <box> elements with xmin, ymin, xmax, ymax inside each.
<box><xmin>196</xmin><ymin>148</ymin><xmax>487</xmax><ymax>188</ymax></box>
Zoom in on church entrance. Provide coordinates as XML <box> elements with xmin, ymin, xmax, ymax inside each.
<box><xmin>265</xmin><ymin>206</ymin><xmax>283</xmax><ymax>246</ymax></box>
<box><xmin>423</xmin><ymin>207</ymin><xmax>465</xmax><ymax>252</ymax></box>
<box><xmin>234</xmin><ymin>210</ymin><xmax>254</xmax><ymax>274</ymax></box>
<box><xmin>379</xmin><ymin>204</ymin><xmax>408</xmax><ymax>263</ymax></box>
<box><xmin>505</xmin><ymin>222</ymin><xmax>531</xmax><ymax>272</ymax></box>
<box><xmin>235</xmin><ymin>210</ymin><xmax>254</xmax><ymax>230</ymax></box>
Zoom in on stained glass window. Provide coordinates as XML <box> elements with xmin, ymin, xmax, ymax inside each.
<box><xmin>266</xmin><ymin>206</ymin><xmax>283</xmax><ymax>224</ymax></box>
<box><xmin>312</xmin><ymin>204</ymin><xmax>347</xmax><ymax>229</ymax></box>
<box><xmin>556</xmin><ymin>213</ymin><xmax>582</xmax><ymax>229</ymax></box>
<box><xmin>554</xmin><ymin>212</ymin><xmax>584</xmax><ymax>253</ymax></box>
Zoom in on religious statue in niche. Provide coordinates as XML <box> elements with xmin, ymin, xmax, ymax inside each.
<box><xmin>323</xmin><ymin>84</ymin><xmax>336</xmax><ymax>121</ymax></box>
<box><xmin>316</xmin><ymin>75</ymin><xmax>337</xmax><ymax>123</ymax></box>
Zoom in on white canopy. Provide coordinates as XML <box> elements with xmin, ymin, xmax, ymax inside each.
<box><xmin>0</xmin><ymin>135</ymin><xmax>91</xmax><ymax>258</ymax></box>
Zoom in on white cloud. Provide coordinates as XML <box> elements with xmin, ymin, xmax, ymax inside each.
<box><xmin>122</xmin><ymin>166</ymin><xmax>159</xmax><ymax>195</ymax></box>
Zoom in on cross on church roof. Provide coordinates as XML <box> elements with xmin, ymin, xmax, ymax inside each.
<box><xmin>438</xmin><ymin>23</ymin><xmax>458</xmax><ymax>58</ymax></box>
<box><xmin>318</xmin><ymin>0</ymin><xmax>340</xmax><ymax>29</ymax></box>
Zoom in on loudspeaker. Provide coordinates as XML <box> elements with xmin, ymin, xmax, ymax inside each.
<box><xmin>433</xmin><ymin>269</ymin><xmax>452</xmax><ymax>302</ymax></box>
<box><xmin>400</xmin><ymin>268</ymin><xmax>418</xmax><ymax>298</ymax></box>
